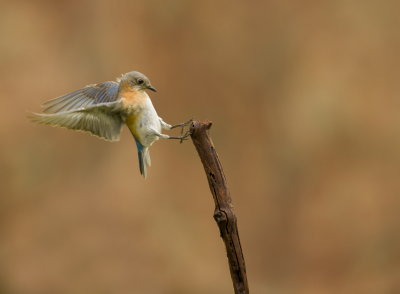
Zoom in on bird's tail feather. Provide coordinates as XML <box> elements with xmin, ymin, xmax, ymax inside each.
<box><xmin>135</xmin><ymin>140</ymin><xmax>151</xmax><ymax>178</ymax></box>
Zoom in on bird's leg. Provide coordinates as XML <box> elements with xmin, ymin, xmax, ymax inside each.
<box><xmin>170</xmin><ymin>119</ymin><xmax>193</xmax><ymax>129</ymax></box>
<box><xmin>158</xmin><ymin>118</ymin><xmax>193</xmax><ymax>143</ymax></box>
<box><xmin>151</xmin><ymin>128</ymin><xmax>191</xmax><ymax>143</ymax></box>
<box><xmin>167</xmin><ymin>129</ymin><xmax>192</xmax><ymax>143</ymax></box>
<box><xmin>159</xmin><ymin>118</ymin><xmax>173</xmax><ymax>130</ymax></box>
<box><xmin>169</xmin><ymin>119</ymin><xmax>193</xmax><ymax>143</ymax></box>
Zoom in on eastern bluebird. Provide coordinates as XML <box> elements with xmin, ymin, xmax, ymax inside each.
<box><xmin>32</xmin><ymin>71</ymin><xmax>191</xmax><ymax>178</ymax></box>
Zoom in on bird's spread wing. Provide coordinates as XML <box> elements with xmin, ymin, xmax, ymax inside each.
<box><xmin>42</xmin><ymin>81</ymin><xmax>120</xmax><ymax>113</ymax></box>
<box><xmin>32</xmin><ymin>102</ymin><xmax>124</xmax><ymax>141</ymax></box>
<box><xmin>32</xmin><ymin>82</ymin><xmax>124</xmax><ymax>141</ymax></box>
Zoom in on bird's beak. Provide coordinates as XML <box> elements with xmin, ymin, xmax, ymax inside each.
<box><xmin>147</xmin><ymin>85</ymin><xmax>157</xmax><ymax>92</ymax></box>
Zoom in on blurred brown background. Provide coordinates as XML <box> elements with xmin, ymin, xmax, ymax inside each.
<box><xmin>1</xmin><ymin>0</ymin><xmax>400</xmax><ymax>293</ymax></box>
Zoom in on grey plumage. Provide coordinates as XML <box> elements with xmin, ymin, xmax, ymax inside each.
<box><xmin>31</xmin><ymin>82</ymin><xmax>124</xmax><ymax>141</ymax></box>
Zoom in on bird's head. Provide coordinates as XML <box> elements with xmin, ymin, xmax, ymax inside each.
<box><xmin>118</xmin><ymin>71</ymin><xmax>157</xmax><ymax>92</ymax></box>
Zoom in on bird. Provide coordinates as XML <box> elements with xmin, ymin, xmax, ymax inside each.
<box><xmin>31</xmin><ymin>71</ymin><xmax>192</xmax><ymax>178</ymax></box>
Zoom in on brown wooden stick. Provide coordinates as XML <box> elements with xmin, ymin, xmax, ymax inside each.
<box><xmin>190</xmin><ymin>121</ymin><xmax>249</xmax><ymax>294</ymax></box>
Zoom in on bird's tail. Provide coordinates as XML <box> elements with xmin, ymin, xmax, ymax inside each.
<box><xmin>135</xmin><ymin>140</ymin><xmax>151</xmax><ymax>178</ymax></box>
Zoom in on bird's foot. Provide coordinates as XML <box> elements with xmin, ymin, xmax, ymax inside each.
<box><xmin>168</xmin><ymin>129</ymin><xmax>192</xmax><ymax>144</ymax></box>
<box><xmin>170</xmin><ymin>119</ymin><xmax>193</xmax><ymax>129</ymax></box>
<box><xmin>169</xmin><ymin>119</ymin><xmax>193</xmax><ymax>143</ymax></box>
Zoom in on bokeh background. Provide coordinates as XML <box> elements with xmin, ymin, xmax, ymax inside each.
<box><xmin>1</xmin><ymin>0</ymin><xmax>400</xmax><ymax>293</ymax></box>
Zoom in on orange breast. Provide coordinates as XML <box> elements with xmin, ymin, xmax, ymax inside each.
<box><xmin>120</xmin><ymin>90</ymin><xmax>147</xmax><ymax>109</ymax></box>
<box><xmin>119</xmin><ymin>86</ymin><xmax>148</xmax><ymax>141</ymax></box>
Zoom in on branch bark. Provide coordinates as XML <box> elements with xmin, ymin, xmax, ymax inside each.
<box><xmin>190</xmin><ymin>121</ymin><xmax>249</xmax><ymax>294</ymax></box>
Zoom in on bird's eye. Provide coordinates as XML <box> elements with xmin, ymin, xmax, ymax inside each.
<box><xmin>137</xmin><ymin>79</ymin><xmax>144</xmax><ymax>85</ymax></box>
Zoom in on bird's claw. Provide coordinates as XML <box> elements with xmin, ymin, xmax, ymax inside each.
<box><xmin>179</xmin><ymin>129</ymin><xmax>192</xmax><ymax>144</ymax></box>
<box><xmin>168</xmin><ymin>130</ymin><xmax>191</xmax><ymax>143</ymax></box>
<box><xmin>168</xmin><ymin>118</ymin><xmax>193</xmax><ymax>143</ymax></box>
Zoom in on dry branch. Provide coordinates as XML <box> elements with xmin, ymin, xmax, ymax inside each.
<box><xmin>190</xmin><ymin>121</ymin><xmax>249</xmax><ymax>294</ymax></box>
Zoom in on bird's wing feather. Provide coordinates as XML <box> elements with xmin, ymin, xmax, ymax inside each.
<box><xmin>31</xmin><ymin>101</ymin><xmax>124</xmax><ymax>141</ymax></box>
<box><xmin>42</xmin><ymin>81</ymin><xmax>120</xmax><ymax>113</ymax></box>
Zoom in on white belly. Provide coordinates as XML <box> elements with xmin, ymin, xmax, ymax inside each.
<box><xmin>127</xmin><ymin>98</ymin><xmax>161</xmax><ymax>146</ymax></box>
